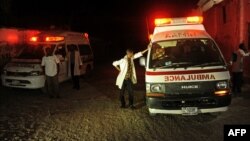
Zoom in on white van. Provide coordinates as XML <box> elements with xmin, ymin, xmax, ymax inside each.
<box><xmin>1</xmin><ymin>30</ymin><xmax>93</xmax><ymax>89</ymax></box>
<box><xmin>141</xmin><ymin>16</ymin><xmax>231</xmax><ymax>115</ymax></box>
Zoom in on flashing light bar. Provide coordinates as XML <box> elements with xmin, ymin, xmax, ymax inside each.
<box><xmin>45</xmin><ymin>36</ymin><xmax>65</xmax><ymax>42</ymax></box>
<box><xmin>154</xmin><ymin>16</ymin><xmax>203</xmax><ymax>26</ymax></box>
<box><xmin>30</xmin><ymin>36</ymin><xmax>38</xmax><ymax>42</ymax></box>
<box><xmin>154</xmin><ymin>18</ymin><xmax>172</xmax><ymax>26</ymax></box>
<box><xmin>29</xmin><ymin>36</ymin><xmax>65</xmax><ymax>42</ymax></box>
<box><xmin>186</xmin><ymin>16</ymin><xmax>203</xmax><ymax>24</ymax></box>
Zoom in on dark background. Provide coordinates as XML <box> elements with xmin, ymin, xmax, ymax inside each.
<box><xmin>0</xmin><ymin>0</ymin><xmax>198</xmax><ymax>61</ymax></box>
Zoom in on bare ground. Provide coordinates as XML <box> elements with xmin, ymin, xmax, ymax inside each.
<box><xmin>1</xmin><ymin>64</ymin><xmax>250</xmax><ymax>141</ymax></box>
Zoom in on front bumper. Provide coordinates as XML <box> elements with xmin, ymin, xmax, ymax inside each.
<box><xmin>149</xmin><ymin>107</ymin><xmax>228</xmax><ymax>115</ymax></box>
<box><xmin>146</xmin><ymin>94</ymin><xmax>231</xmax><ymax>114</ymax></box>
<box><xmin>1</xmin><ymin>75</ymin><xmax>45</xmax><ymax>89</ymax></box>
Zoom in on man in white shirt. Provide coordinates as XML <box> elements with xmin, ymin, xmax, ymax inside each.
<box><xmin>41</xmin><ymin>47</ymin><xmax>60</xmax><ymax>98</ymax></box>
<box><xmin>113</xmin><ymin>47</ymin><xmax>149</xmax><ymax>109</ymax></box>
<box><xmin>232</xmin><ymin>43</ymin><xmax>250</xmax><ymax>95</ymax></box>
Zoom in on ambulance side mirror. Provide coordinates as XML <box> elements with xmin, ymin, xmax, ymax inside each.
<box><xmin>139</xmin><ymin>57</ymin><xmax>146</xmax><ymax>66</ymax></box>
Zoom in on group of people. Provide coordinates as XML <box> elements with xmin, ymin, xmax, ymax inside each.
<box><xmin>41</xmin><ymin>46</ymin><xmax>82</xmax><ymax>98</ymax></box>
<box><xmin>42</xmin><ymin>41</ymin><xmax>248</xmax><ymax>103</ymax></box>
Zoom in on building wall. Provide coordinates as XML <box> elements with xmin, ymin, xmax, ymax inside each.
<box><xmin>203</xmin><ymin>0</ymin><xmax>250</xmax><ymax>78</ymax></box>
<box><xmin>245</xmin><ymin>0</ymin><xmax>250</xmax><ymax>79</ymax></box>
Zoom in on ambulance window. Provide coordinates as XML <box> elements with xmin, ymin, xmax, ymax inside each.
<box><xmin>17</xmin><ymin>44</ymin><xmax>53</xmax><ymax>59</ymax></box>
<box><xmin>79</xmin><ymin>44</ymin><xmax>92</xmax><ymax>55</ymax></box>
<box><xmin>149</xmin><ymin>39</ymin><xmax>225</xmax><ymax>69</ymax></box>
<box><xmin>67</xmin><ymin>44</ymin><xmax>78</xmax><ymax>52</ymax></box>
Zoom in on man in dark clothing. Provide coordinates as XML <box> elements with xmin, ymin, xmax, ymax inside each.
<box><xmin>232</xmin><ymin>43</ymin><xmax>249</xmax><ymax>95</ymax></box>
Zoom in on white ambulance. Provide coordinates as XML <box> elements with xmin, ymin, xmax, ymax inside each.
<box><xmin>1</xmin><ymin>30</ymin><xmax>93</xmax><ymax>89</ymax></box>
<box><xmin>141</xmin><ymin>16</ymin><xmax>231</xmax><ymax>115</ymax></box>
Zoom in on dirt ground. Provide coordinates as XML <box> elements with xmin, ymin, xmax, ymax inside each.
<box><xmin>1</xmin><ymin>63</ymin><xmax>250</xmax><ymax>141</ymax></box>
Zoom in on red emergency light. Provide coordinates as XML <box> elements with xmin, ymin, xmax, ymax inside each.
<box><xmin>7</xmin><ymin>34</ymin><xmax>19</xmax><ymax>44</ymax></box>
<box><xmin>154</xmin><ymin>18</ymin><xmax>172</xmax><ymax>26</ymax></box>
<box><xmin>154</xmin><ymin>16</ymin><xmax>203</xmax><ymax>26</ymax></box>
<box><xmin>30</xmin><ymin>36</ymin><xmax>38</xmax><ymax>42</ymax></box>
<box><xmin>186</xmin><ymin>16</ymin><xmax>203</xmax><ymax>24</ymax></box>
<box><xmin>83</xmin><ymin>33</ymin><xmax>89</xmax><ymax>38</ymax></box>
<box><xmin>45</xmin><ymin>36</ymin><xmax>64</xmax><ymax>42</ymax></box>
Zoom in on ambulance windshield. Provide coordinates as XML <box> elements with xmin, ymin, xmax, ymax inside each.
<box><xmin>17</xmin><ymin>44</ymin><xmax>56</xmax><ymax>59</ymax></box>
<box><xmin>150</xmin><ymin>39</ymin><xmax>225</xmax><ymax>69</ymax></box>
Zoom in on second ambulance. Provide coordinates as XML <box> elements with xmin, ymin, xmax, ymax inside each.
<box><xmin>142</xmin><ymin>16</ymin><xmax>231</xmax><ymax>115</ymax></box>
<box><xmin>1</xmin><ymin>30</ymin><xmax>93</xmax><ymax>90</ymax></box>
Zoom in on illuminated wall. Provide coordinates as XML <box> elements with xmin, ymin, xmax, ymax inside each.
<box><xmin>202</xmin><ymin>0</ymin><xmax>250</xmax><ymax>79</ymax></box>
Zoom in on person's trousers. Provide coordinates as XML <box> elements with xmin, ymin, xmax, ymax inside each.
<box><xmin>120</xmin><ymin>79</ymin><xmax>134</xmax><ymax>106</ymax></box>
<box><xmin>232</xmin><ymin>72</ymin><xmax>243</xmax><ymax>93</ymax></box>
<box><xmin>46</xmin><ymin>75</ymin><xmax>59</xmax><ymax>97</ymax></box>
<box><xmin>71</xmin><ymin>64</ymin><xmax>80</xmax><ymax>89</ymax></box>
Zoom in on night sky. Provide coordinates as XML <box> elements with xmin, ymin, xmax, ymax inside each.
<box><xmin>1</xmin><ymin>0</ymin><xmax>198</xmax><ymax>59</ymax></box>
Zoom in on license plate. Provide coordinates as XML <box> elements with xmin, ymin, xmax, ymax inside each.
<box><xmin>181</xmin><ymin>107</ymin><xmax>198</xmax><ymax>115</ymax></box>
<box><xmin>12</xmin><ymin>80</ymin><xmax>20</xmax><ymax>85</ymax></box>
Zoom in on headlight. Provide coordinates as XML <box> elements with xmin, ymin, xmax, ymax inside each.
<box><xmin>30</xmin><ymin>71</ymin><xmax>43</xmax><ymax>76</ymax></box>
<box><xmin>150</xmin><ymin>84</ymin><xmax>165</xmax><ymax>93</ymax></box>
<box><xmin>216</xmin><ymin>81</ymin><xmax>228</xmax><ymax>89</ymax></box>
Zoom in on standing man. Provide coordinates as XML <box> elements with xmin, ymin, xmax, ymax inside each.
<box><xmin>232</xmin><ymin>43</ymin><xmax>249</xmax><ymax>95</ymax></box>
<box><xmin>112</xmin><ymin>47</ymin><xmax>149</xmax><ymax>109</ymax></box>
<box><xmin>68</xmin><ymin>45</ymin><xmax>83</xmax><ymax>90</ymax></box>
<box><xmin>42</xmin><ymin>47</ymin><xmax>60</xmax><ymax>98</ymax></box>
